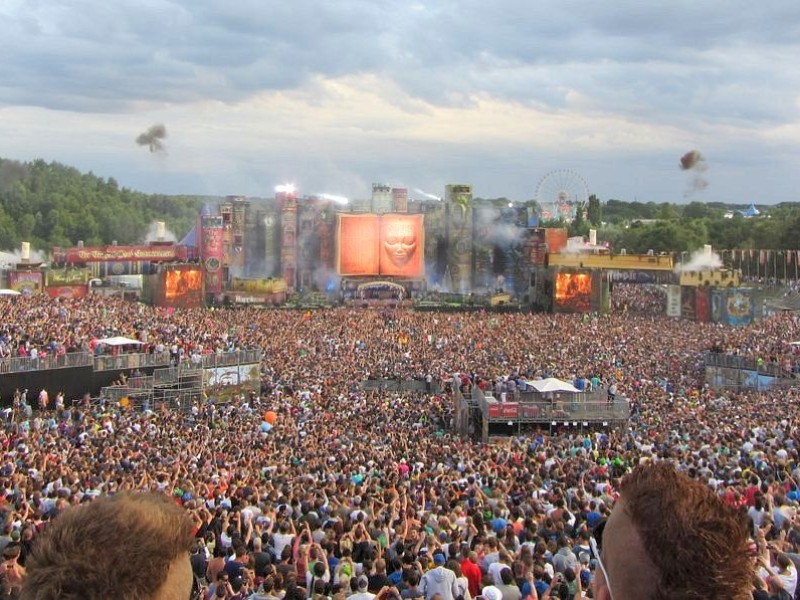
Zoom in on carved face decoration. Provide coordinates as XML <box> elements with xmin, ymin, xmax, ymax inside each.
<box><xmin>383</xmin><ymin>219</ymin><xmax>417</xmax><ymax>267</ymax></box>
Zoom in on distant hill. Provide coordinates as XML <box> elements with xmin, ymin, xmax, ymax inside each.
<box><xmin>0</xmin><ymin>157</ymin><xmax>209</xmax><ymax>252</ymax></box>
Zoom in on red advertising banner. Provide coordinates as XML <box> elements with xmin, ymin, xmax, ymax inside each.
<box><xmin>7</xmin><ymin>271</ymin><xmax>43</xmax><ymax>294</ymax></box>
<box><xmin>337</xmin><ymin>214</ymin><xmax>425</xmax><ymax>278</ymax></box>
<box><xmin>544</xmin><ymin>228</ymin><xmax>568</xmax><ymax>254</ymax></box>
<box><xmin>201</xmin><ymin>216</ymin><xmax>224</xmax><ymax>294</ymax></box>
<box><xmin>695</xmin><ymin>287</ymin><xmax>710</xmax><ymax>322</ymax></box>
<box><xmin>56</xmin><ymin>245</ymin><xmax>188</xmax><ymax>263</ymax></box>
<box><xmin>45</xmin><ymin>285</ymin><xmax>88</xmax><ymax>299</ymax></box>
<box><xmin>488</xmin><ymin>402</ymin><xmax>519</xmax><ymax>419</ymax></box>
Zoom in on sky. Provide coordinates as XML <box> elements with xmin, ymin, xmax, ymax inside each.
<box><xmin>1</xmin><ymin>0</ymin><xmax>800</xmax><ymax>205</ymax></box>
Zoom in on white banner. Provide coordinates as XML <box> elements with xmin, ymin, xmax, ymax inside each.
<box><xmin>666</xmin><ymin>285</ymin><xmax>682</xmax><ymax>317</ymax></box>
<box><xmin>204</xmin><ymin>364</ymin><xmax>260</xmax><ymax>388</ymax></box>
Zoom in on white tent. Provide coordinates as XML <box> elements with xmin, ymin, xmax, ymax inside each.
<box><xmin>527</xmin><ymin>377</ymin><xmax>581</xmax><ymax>393</ymax></box>
<box><xmin>96</xmin><ymin>336</ymin><xmax>143</xmax><ymax>346</ymax></box>
<box><xmin>0</xmin><ymin>289</ymin><xmax>21</xmax><ymax>296</ymax></box>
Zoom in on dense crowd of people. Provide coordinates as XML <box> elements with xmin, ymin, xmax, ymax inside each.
<box><xmin>2</xmin><ymin>291</ymin><xmax>800</xmax><ymax>598</ymax></box>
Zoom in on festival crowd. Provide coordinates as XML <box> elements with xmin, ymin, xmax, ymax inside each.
<box><xmin>2</xmin><ymin>289</ymin><xmax>800</xmax><ymax>598</ymax></box>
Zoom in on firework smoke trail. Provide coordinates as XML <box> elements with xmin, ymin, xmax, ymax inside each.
<box><xmin>136</xmin><ymin>124</ymin><xmax>168</xmax><ymax>153</ymax></box>
<box><xmin>413</xmin><ymin>188</ymin><xmax>442</xmax><ymax>201</ymax></box>
<box><xmin>679</xmin><ymin>150</ymin><xmax>708</xmax><ymax>196</ymax></box>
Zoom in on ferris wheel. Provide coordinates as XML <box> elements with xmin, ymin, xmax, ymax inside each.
<box><xmin>535</xmin><ymin>169</ymin><xmax>590</xmax><ymax>220</ymax></box>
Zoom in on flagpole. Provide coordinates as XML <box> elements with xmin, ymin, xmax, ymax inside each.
<box><xmin>774</xmin><ymin>250</ymin><xmax>778</xmax><ymax>284</ymax></box>
<box><xmin>745</xmin><ymin>251</ymin><xmax>749</xmax><ymax>280</ymax></box>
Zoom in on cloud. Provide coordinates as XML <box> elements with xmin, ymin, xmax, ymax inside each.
<box><xmin>1</xmin><ymin>0</ymin><xmax>800</xmax><ymax>203</ymax></box>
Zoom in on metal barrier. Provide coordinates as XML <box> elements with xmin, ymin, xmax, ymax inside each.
<box><xmin>1</xmin><ymin>348</ymin><xmax>262</xmax><ymax>376</ymax></box>
<box><xmin>99</xmin><ymin>385</ymin><xmax>152</xmax><ymax>402</ymax></box>
<box><xmin>197</xmin><ymin>350</ymin><xmax>262</xmax><ymax>369</ymax></box>
<box><xmin>125</xmin><ymin>375</ymin><xmax>154</xmax><ymax>389</ymax></box>
<box><xmin>92</xmin><ymin>352</ymin><xmax>171</xmax><ymax>372</ymax></box>
<box><xmin>153</xmin><ymin>366</ymin><xmax>181</xmax><ymax>386</ymax></box>
<box><xmin>0</xmin><ymin>351</ymin><xmax>93</xmax><ymax>374</ymax></box>
<box><xmin>362</xmin><ymin>379</ymin><xmax>443</xmax><ymax>393</ymax></box>
<box><xmin>704</xmin><ymin>352</ymin><xmax>788</xmax><ymax>378</ymax></box>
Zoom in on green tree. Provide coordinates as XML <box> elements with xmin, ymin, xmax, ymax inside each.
<box><xmin>587</xmin><ymin>194</ymin><xmax>602</xmax><ymax>226</ymax></box>
<box><xmin>681</xmin><ymin>201</ymin><xmax>716</xmax><ymax>220</ymax></box>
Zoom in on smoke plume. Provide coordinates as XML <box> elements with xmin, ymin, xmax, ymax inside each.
<box><xmin>142</xmin><ymin>221</ymin><xmax>177</xmax><ymax>243</ymax></box>
<box><xmin>679</xmin><ymin>150</ymin><xmax>708</xmax><ymax>197</ymax></box>
<box><xmin>136</xmin><ymin>124</ymin><xmax>168</xmax><ymax>153</ymax></box>
<box><xmin>0</xmin><ymin>247</ymin><xmax>47</xmax><ymax>267</ymax></box>
<box><xmin>0</xmin><ymin>159</ymin><xmax>29</xmax><ymax>194</ymax></box>
<box><xmin>675</xmin><ymin>246</ymin><xmax>723</xmax><ymax>273</ymax></box>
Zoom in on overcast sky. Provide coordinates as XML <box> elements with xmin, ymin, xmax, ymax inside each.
<box><xmin>2</xmin><ymin>0</ymin><xmax>799</xmax><ymax>205</ymax></box>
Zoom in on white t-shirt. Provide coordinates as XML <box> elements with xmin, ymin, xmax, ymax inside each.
<box><xmin>779</xmin><ymin>565</ymin><xmax>798</xmax><ymax>597</ymax></box>
<box><xmin>273</xmin><ymin>533</ymin><xmax>294</xmax><ymax>558</ymax></box>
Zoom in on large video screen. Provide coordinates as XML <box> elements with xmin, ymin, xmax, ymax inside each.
<box><xmin>337</xmin><ymin>214</ymin><xmax>425</xmax><ymax>278</ymax></box>
<box><xmin>164</xmin><ymin>268</ymin><xmax>204</xmax><ymax>307</ymax></box>
<box><xmin>554</xmin><ymin>272</ymin><xmax>592</xmax><ymax>313</ymax></box>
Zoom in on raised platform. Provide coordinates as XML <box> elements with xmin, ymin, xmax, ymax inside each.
<box><xmin>455</xmin><ymin>387</ymin><xmax>629</xmax><ymax>441</ymax></box>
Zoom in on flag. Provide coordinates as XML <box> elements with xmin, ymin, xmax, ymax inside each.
<box><xmin>760</xmin><ymin>250</ymin><xmax>766</xmax><ymax>265</ymax></box>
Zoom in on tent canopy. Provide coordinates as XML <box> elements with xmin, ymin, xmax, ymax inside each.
<box><xmin>0</xmin><ymin>289</ymin><xmax>21</xmax><ymax>296</ymax></box>
<box><xmin>96</xmin><ymin>336</ymin><xmax>143</xmax><ymax>346</ymax></box>
<box><xmin>526</xmin><ymin>377</ymin><xmax>581</xmax><ymax>393</ymax></box>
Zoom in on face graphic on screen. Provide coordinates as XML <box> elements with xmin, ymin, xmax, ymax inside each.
<box><xmin>383</xmin><ymin>219</ymin><xmax>417</xmax><ymax>267</ymax></box>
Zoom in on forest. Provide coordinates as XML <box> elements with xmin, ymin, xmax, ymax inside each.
<box><xmin>0</xmin><ymin>158</ymin><xmax>207</xmax><ymax>251</ymax></box>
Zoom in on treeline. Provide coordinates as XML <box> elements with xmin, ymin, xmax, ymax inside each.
<box><xmin>555</xmin><ymin>197</ymin><xmax>800</xmax><ymax>254</ymax></box>
<box><xmin>0</xmin><ymin>158</ymin><xmax>207</xmax><ymax>251</ymax></box>
<box><xmin>1</xmin><ymin>158</ymin><xmax>798</xmax><ymax>255</ymax></box>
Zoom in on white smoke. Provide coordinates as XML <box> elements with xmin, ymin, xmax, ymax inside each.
<box><xmin>413</xmin><ymin>188</ymin><xmax>442</xmax><ymax>201</ymax></box>
<box><xmin>316</xmin><ymin>193</ymin><xmax>349</xmax><ymax>205</ymax></box>
<box><xmin>143</xmin><ymin>221</ymin><xmax>177</xmax><ymax>243</ymax></box>
<box><xmin>0</xmin><ymin>247</ymin><xmax>47</xmax><ymax>267</ymax></box>
<box><xmin>675</xmin><ymin>246</ymin><xmax>723</xmax><ymax>273</ymax></box>
<box><xmin>474</xmin><ymin>205</ymin><xmax>524</xmax><ymax>248</ymax></box>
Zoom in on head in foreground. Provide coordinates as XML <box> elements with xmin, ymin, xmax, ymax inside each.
<box><xmin>592</xmin><ymin>462</ymin><xmax>752</xmax><ymax>600</ymax></box>
<box><xmin>21</xmin><ymin>492</ymin><xmax>194</xmax><ymax>600</ymax></box>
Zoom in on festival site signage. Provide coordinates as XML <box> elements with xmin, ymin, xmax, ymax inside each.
<box><xmin>665</xmin><ymin>285</ymin><xmax>681</xmax><ymax>317</ymax></box>
<box><xmin>45</xmin><ymin>285</ymin><xmax>88</xmax><ymax>299</ymax></box>
<box><xmin>8</xmin><ymin>271</ymin><xmax>43</xmax><ymax>294</ymax></box>
<box><xmin>201</xmin><ymin>216</ymin><xmax>224</xmax><ymax>294</ymax></box>
<box><xmin>45</xmin><ymin>268</ymin><xmax>91</xmax><ymax>286</ymax></box>
<box><xmin>725</xmin><ymin>288</ymin><xmax>754</xmax><ymax>326</ymax></box>
<box><xmin>58</xmin><ymin>245</ymin><xmax>188</xmax><ymax>263</ymax></box>
<box><xmin>337</xmin><ymin>214</ymin><xmax>425</xmax><ymax>278</ymax></box>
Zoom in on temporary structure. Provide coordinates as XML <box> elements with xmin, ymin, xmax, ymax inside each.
<box><xmin>96</xmin><ymin>336</ymin><xmax>143</xmax><ymax>346</ymax></box>
<box><xmin>526</xmin><ymin>377</ymin><xmax>581</xmax><ymax>393</ymax></box>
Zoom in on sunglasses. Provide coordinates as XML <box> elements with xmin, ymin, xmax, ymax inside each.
<box><xmin>589</xmin><ymin>520</ymin><xmax>615</xmax><ymax>600</ymax></box>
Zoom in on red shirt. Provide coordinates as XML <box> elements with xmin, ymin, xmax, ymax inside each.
<box><xmin>461</xmin><ymin>558</ymin><xmax>482</xmax><ymax>597</ymax></box>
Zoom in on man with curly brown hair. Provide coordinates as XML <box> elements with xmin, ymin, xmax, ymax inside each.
<box><xmin>591</xmin><ymin>462</ymin><xmax>753</xmax><ymax>600</ymax></box>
